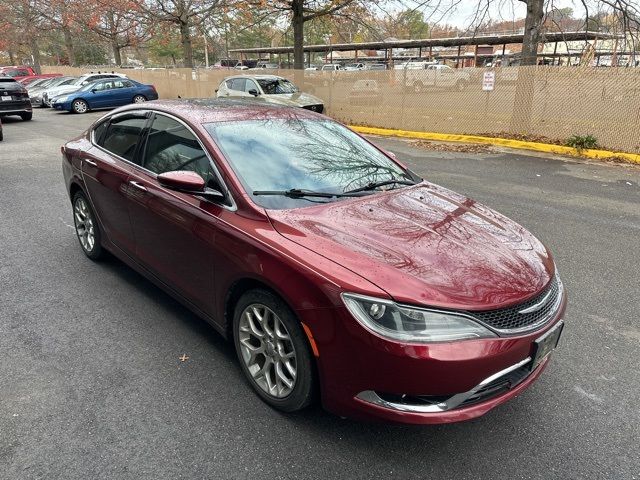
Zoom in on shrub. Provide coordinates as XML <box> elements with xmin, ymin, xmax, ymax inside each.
<box><xmin>565</xmin><ymin>134</ymin><xmax>599</xmax><ymax>150</ymax></box>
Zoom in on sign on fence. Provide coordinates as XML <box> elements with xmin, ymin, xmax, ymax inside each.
<box><xmin>482</xmin><ymin>71</ymin><xmax>495</xmax><ymax>91</ymax></box>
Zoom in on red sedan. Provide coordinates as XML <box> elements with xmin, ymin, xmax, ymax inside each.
<box><xmin>61</xmin><ymin>100</ymin><xmax>566</xmax><ymax>424</ymax></box>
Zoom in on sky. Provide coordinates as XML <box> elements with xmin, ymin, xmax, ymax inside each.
<box><xmin>427</xmin><ymin>0</ymin><xmax>584</xmax><ymax>28</ymax></box>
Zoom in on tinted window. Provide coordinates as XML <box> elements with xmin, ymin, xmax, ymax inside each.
<box><xmin>98</xmin><ymin>115</ymin><xmax>147</xmax><ymax>161</ymax></box>
<box><xmin>93</xmin><ymin>120</ymin><xmax>109</xmax><ymax>144</ymax></box>
<box><xmin>142</xmin><ymin>115</ymin><xmax>216</xmax><ymax>186</ymax></box>
<box><xmin>0</xmin><ymin>80</ymin><xmax>21</xmax><ymax>91</ymax></box>
<box><xmin>121</xmin><ymin>80</ymin><xmax>134</xmax><ymax>88</ymax></box>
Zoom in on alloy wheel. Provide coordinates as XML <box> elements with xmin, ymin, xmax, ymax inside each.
<box><xmin>74</xmin><ymin>196</ymin><xmax>95</xmax><ymax>252</ymax></box>
<box><xmin>73</xmin><ymin>100</ymin><xmax>88</xmax><ymax>113</ymax></box>
<box><xmin>133</xmin><ymin>95</ymin><xmax>146</xmax><ymax>103</ymax></box>
<box><xmin>238</xmin><ymin>303</ymin><xmax>297</xmax><ymax>398</ymax></box>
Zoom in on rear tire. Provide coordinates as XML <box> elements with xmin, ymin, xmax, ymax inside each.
<box><xmin>72</xmin><ymin>191</ymin><xmax>103</xmax><ymax>260</ymax></box>
<box><xmin>72</xmin><ymin>99</ymin><xmax>89</xmax><ymax>114</ymax></box>
<box><xmin>20</xmin><ymin>112</ymin><xmax>32</xmax><ymax>121</ymax></box>
<box><xmin>132</xmin><ymin>95</ymin><xmax>147</xmax><ymax>104</ymax></box>
<box><xmin>233</xmin><ymin>289</ymin><xmax>316</xmax><ymax>412</ymax></box>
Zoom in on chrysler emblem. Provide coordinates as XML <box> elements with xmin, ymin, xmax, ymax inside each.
<box><xmin>518</xmin><ymin>289</ymin><xmax>553</xmax><ymax>314</ymax></box>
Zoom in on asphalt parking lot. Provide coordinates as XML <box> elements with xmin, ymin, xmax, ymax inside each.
<box><xmin>1</xmin><ymin>108</ymin><xmax>639</xmax><ymax>480</ymax></box>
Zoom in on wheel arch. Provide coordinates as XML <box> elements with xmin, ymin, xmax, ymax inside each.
<box><xmin>72</xmin><ymin>97</ymin><xmax>90</xmax><ymax>110</ymax></box>
<box><xmin>224</xmin><ymin>276</ymin><xmax>297</xmax><ymax>341</ymax></box>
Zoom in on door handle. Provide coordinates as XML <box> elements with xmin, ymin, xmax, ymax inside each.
<box><xmin>84</xmin><ymin>158</ymin><xmax>97</xmax><ymax>167</ymax></box>
<box><xmin>128</xmin><ymin>181</ymin><xmax>147</xmax><ymax>192</ymax></box>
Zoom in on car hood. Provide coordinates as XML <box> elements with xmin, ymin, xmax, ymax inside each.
<box><xmin>266</xmin><ymin>182</ymin><xmax>554</xmax><ymax>310</ymax></box>
<box><xmin>261</xmin><ymin>92</ymin><xmax>323</xmax><ymax>107</ymax></box>
<box><xmin>46</xmin><ymin>85</ymin><xmax>80</xmax><ymax>97</ymax></box>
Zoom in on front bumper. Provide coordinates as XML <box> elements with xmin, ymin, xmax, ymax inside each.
<box><xmin>52</xmin><ymin>100</ymin><xmax>73</xmax><ymax>111</ymax></box>
<box><xmin>300</xmin><ymin>292</ymin><xmax>567</xmax><ymax>424</ymax></box>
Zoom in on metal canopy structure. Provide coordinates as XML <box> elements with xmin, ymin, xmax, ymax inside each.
<box><xmin>229</xmin><ymin>31</ymin><xmax>621</xmax><ymax>56</ymax></box>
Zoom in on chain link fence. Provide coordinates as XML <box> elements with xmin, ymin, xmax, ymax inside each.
<box><xmin>44</xmin><ymin>65</ymin><xmax>640</xmax><ymax>153</ymax></box>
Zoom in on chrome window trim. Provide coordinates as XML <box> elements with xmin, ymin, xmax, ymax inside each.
<box><xmin>355</xmin><ymin>356</ymin><xmax>533</xmax><ymax>414</ymax></box>
<box><xmin>90</xmin><ymin>109</ymin><xmax>237</xmax><ymax>212</ymax></box>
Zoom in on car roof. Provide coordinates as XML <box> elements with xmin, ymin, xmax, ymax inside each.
<box><xmin>225</xmin><ymin>74</ymin><xmax>284</xmax><ymax>80</ymax></box>
<box><xmin>115</xmin><ymin>99</ymin><xmax>319</xmax><ymax>125</ymax></box>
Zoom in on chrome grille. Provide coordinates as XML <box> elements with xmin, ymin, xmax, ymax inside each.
<box><xmin>465</xmin><ymin>276</ymin><xmax>562</xmax><ymax>334</ymax></box>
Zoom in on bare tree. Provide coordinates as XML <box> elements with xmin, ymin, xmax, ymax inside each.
<box><xmin>143</xmin><ymin>0</ymin><xmax>222</xmax><ymax>68</ymax></box>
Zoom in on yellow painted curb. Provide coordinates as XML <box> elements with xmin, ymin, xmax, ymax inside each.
<box><xmin>350</xmin><ymin>125</ymin><xmax>640</xmax><ymax>165</ymax></box>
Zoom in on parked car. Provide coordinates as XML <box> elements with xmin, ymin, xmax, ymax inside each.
<box><xmin>216</xmin><ymin>75</ymin><xmax>323</xmax><ymax>113</ymax></box>
<box><xmin>255</xmin><ymin>62</ymin><xmax>280</xmax><ymax>69</ymax></box>
<box><xmin>344</xmin><ymin>63</ymin><xmax>366</xmax><ymax>71</ymax></box>
<box><xmin>0</xmin><ymin>65</ymin><xmax>60</xmax><ymax>82</ymax></box>
<box><xmin>320</xmin><ymin>64</ymin><xmax>343</xmax><ymax>71</ymax></box>
<box><xmin>0</xmin><ymin>117</ymin><xmax>3</xmax><ymax>141</ymax></box>
<box><xmin>348</xmin><ymin>79</ymin><xmax>383</xmax><ymax>105</ymax></box>
<box><xmin>62</xmin><ymin>99</ymin><xmax>566</xmax><ymax>424</ymax></box>
<box><xmin>29</xmin><ymin>76</ymin><xmax>77</xmax><ymax>107</ymax></box>
<box><xmin>19</xmin><ymin>74</ymin><xmax>62</xmax><ymax>86</ymax></box>
<box><xmin>51</xmin><ymin>78</ymin><xmax>158</xmax><ymax>113</ymax></box>
<box><xmin>367</xmin><ymin>63</ymin><xmax>388</xmax><ymax>70</ymax></box>
<box><xmin>0</xmin><ymin>77</ymin><xmax>32</xmax><ymax>120</ymax></box>
<box><xmin>43</xmin><ymin>72</ymin><xmax>127</xmax><ymax>107</ymax></box>
<box><xmin>403</xmin><ymin>64</ymin><xmax>471</xmax><ymax>92</ymax></box>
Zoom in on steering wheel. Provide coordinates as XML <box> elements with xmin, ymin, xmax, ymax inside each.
<box><xmin>174</xmin><ymin>153</ymin><xmax>207</xmax><ymax>172</ymax></box>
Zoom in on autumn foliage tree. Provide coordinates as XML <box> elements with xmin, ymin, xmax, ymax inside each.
<box><xmin>85</xmin><ymin>0</ymin><xmax>148</xmax><ymax>66</ymax></box>
<box><xmin>142</xmin><ymin>0</ymin><xmax>223</xmax><ymax>68</ymax></box>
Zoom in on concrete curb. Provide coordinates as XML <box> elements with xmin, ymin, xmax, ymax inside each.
<box><xmin>350</xmin><ymin>125</ymin><xmax>640</xmax><ymax>165</ymax></box>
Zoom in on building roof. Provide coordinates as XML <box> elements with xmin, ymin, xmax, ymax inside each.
<box><xmin>230</xmin><ymin>31</ymin><xmax>621</xmax><ymax>55</ymax></box>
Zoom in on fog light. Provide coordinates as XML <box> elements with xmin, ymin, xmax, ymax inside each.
<box><xmin>369</xmin><ymin>303</ymin><xmax>386</xmax><ymax>320</ymax></box>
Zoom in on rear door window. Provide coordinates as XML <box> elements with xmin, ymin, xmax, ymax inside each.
<box><xmin>97</xmin><ymin>114</ymin><xmax>148</xmax><ymax>162</ymax></box>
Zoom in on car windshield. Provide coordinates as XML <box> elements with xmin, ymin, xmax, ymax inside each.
<box><xmin>205</xmin><ymin>118</ymin><xmax>416</xmax><ymax>209</ymax></box>
<box><xmin>256</xmin><ymin>78</ymin><xmax>298</xmax><ymax>94</ymax></box>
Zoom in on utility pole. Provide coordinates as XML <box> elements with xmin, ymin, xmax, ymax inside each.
<box><xmin>203</xmin><ymin>32</ymin><xmax>209</xmax><ymax>68</ymax></box>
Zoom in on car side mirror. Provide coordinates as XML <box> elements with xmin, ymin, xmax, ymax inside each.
<box><xmin>248</xmin><ymin>89</ymin><xmax>259</xmax><ymax>96</ymax></box>
<box><xmin>91</xmin><ymin>89</ymin><xmax>97</xmax><ymax>93</ymax></box>
<box><xmin>157</xmin><ymin>171</ymin><xmax>225</xmax><ymax>202</ymax></box>
<box><xmin>158</xmin><ymin>170</ymin><xmax>205</xmax><ymax>192</ymax></box>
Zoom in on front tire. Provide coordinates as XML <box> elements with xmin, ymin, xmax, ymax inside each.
<box><xmin>20</xmin><ymin>112</ymin><xmax>32</xmax><ymax>121</ymax></box>
<box><xmin>72</xmin><ymin>191</ymin><xmax>103</xmax><ymax>260</ymax></box>
<box><xmin>233</xmin><ymin>289</ymin><xmax>316</xmax><ymax>412</ymax></box>
<box><xmin>72</xmin><ymin>99</ymin><xmax>89</xmax><ymax>114</ymax></box>
<box><xmin>132</xmin><ymin>95</ymin><xmax>147</xmax><ymax>104</ymax></box>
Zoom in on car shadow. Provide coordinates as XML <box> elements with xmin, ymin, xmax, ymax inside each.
<box><xmin>95</xmin><ymin>252</ymin><xmax>236</xmax><ymax>361</ymax></box>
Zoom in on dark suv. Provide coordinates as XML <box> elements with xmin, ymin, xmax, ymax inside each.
<box><xmin>0</xmin><ymin>78</ymin><xmax>32</xmax><ymax>120</ymax></box>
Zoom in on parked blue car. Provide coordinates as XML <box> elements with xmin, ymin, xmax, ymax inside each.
<box><xmin>51</xmin><ymin>78</ymin><xmax>159</xmax><ymax>113</ymax></box>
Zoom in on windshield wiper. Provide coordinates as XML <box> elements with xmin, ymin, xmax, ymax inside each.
<box><xmin>343</xmin><ymin>179</ymin><xmax>418</xmax><ymax>194</ymax></box>
<box><xmin>253</xmin><ymin>188</ymin><xmax>366</xmax><ymax>199</ymax></box>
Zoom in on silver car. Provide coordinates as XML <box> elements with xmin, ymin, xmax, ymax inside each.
<box><xmin>216</xmin><ymin>75</ymin><xmax>324</xmax><ymax>113</ymax></box>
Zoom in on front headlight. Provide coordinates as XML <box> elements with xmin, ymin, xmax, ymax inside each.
<box><xmin>55</xmin><ymin>96</ymin><xmax>68</xmax><ymax>103</ymax></box>
<box><xmin>341</xmin><ymin>293</ymin><xmax>497</xmax><ymax>343</ymax></box>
